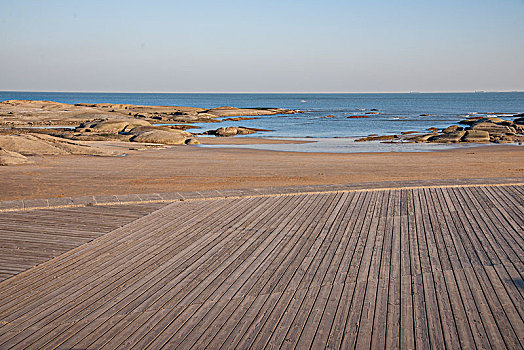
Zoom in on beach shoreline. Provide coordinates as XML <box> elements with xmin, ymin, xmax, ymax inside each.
<box><xmin>1</xmin><ymin>143</ymin><xmax>522</xmax><ymax>201</ymax></box>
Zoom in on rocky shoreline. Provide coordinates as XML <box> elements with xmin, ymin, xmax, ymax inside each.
<box><xmin>1</xmin><ymin>99</ymin><xmax>523</xmax><ymax>165</ymax></box>
<box><xmin>355</xmin><ymin>114</ymin><xmax>524</xmax><ymax>144</ymax></box>
<box><xmin>0</xmin><ymin>100</ymin><xmax>300</xmax><ymax>165</ymax></box>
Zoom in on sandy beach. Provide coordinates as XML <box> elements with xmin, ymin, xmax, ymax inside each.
<box><xmin>0</xmin><ymin>141</ymin><xmax>522</xmax><ymax>201</ymax></box>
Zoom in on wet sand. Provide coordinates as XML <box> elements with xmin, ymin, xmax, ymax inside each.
<box><xmin>0</xmin><ymin>142</ymin><xmax>522</xmax><ymax>201</ymax></box>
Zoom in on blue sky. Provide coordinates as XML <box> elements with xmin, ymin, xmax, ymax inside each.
<box><xmin>1</xmin><ymin>0</ymin><xmax>523</xmax><ymax>92</ymax></box>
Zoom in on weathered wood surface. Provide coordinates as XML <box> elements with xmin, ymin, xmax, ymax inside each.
<box><xmin>0</xmin><ymin>203</ymin><xmax>166</xmax><ymax>282</ymax></box>
<box><xmin>0</xmin><ymin>185</ymin><xmax>522</xmax><ymax>349</ymax></box>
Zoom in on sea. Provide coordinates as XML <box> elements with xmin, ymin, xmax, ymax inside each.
<box><xmin>1</xmin><ymin>91</ymin><xmax>523</xmax><ymax>153</ymax></box>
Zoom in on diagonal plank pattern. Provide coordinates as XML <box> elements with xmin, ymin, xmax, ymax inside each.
<box><xmin>0</xmin><ymin>203</ymin><xmax>167</xmax><ymax>282</ymax></box>
<box><xmin>0</xmin><ymin>185</ymin><xmax>522</xmax><ymax>349</ymax></box>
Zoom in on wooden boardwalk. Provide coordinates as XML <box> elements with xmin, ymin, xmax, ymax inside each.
<box><xmin>0</xmin><ymin>184</ymin><xmax>523</xmax><ymax>349</ymax></box>
<box><xmin>0</xmin><ymin>203</ymin><xmax>165</xmax><ymax>282</ymax></box>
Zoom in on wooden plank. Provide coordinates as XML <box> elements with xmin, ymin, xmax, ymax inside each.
<box><xmin>0</xmin><ymin>184</ymin><xmax>522</xmax><ymax>349</ymax></box>
<box><xmin>426</xmin><ymin>187</ymin><xmax>475</xmax><ymax>349</ymax></box>
<box><xmin>41</xmin><ymin>196</ymin><xmax>280</xmax><ymax>349</ymax></box>
<box><xmin>446</xmin><ymin>187</ymin><xmax>513</xmax><ymax>349</ymax></box>
<box><xmin>433</xmin><ymin>187</ymin><xmax>492</xmax><ymax>349</ymax></box>
<box><xmin>121</xmin><ymin>194</ymin><xmax>313</xmax><ymax>349</ymax></box>
<box><xmin>211</xmin><ymin>193</ymin><xmax>337</xmax><ymax>350</ymax></box>
<box><xmin>325</xmin><ymin>190</ymin><xmax>376</xmax><ymax>349</ymax></box>
<box><xmin>413</xmin><ymin>188</ymin><xmax>446</xmax><ymax>349</ymax></box>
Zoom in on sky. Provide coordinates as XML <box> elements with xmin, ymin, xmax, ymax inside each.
<box><xmin>0</xmin><ymin>0</ymin><xmax>523</xmax><ymax>93</ymax></box>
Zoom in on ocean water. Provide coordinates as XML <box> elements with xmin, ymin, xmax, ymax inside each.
<box><xmin>2</xmin><ymin>91</ymin><xmax>523</xmax><ymax>152</ymax></box>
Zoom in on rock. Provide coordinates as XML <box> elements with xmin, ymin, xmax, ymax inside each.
<box><xmin>514</xmin><ymin>117</ymin><xmax>524</xmax><ymax>125</ymax></box>
<box><xmin>428</xmin><ymin>131</ymin><xmax>466</xmax><ymax>143</ymax></box>
<box><xmin>235</xmin><ymin>127</ymin><xmax>257</xmax><ymax>135</ymax></box>
<box><xmin>185</xmin><ymin>138</ymin><xmax>200</xmax><ymax>145</ymax></box>
<box><xmin>442</xmin><ymin>125</ymin><xmax>462</xmax><ymax>133</ymax></box>
<box><xmin>216</xmin><ymin>127</ymin><xmax>238</xmax><ymax>137</ymax></box>
<box><xmin>484</xmin><ymin>117</ymin><xmax>505</xmax><ymax>124</ymax></box>
<box><xmin>495</xmin><ymin>135</ymin><xmax>515</xmax><ymax>143</ymax></box>
<box><xmin>222</xmin><ymin>117</ymin><xmax>259</xmax><ymax>121</ymax></box>
<box><xmin>205</xmin><ymin>126</ymin><xmax>259</xmax><ymax>137</ymax></box>
<box><xmin>470</xmin><ymin>122</ymin><xmax>515</xmax><ymax>134</ymax></box>
<box><xmin>461</xmin><ymin>130</ymin><xmax>490</xmax><ymax>143</ymax></box>
<box><xmin>420</xmin><ymin>114</ymin><xmax>429</xmax><ymax>116</ymax></box>
<box><xmin>355</xmin><ymin>135</ymin><xmax>399</xmax><ymax>142</ymax></box>
<box><xmin>347</xmin><ymin>115</ymin><xmax>369</xmax><ymax>119</ymax></box>
<box><xmin>320</xmin><ymin>115</ymin><xmax>336</xmax><ymax>118</ymax></box>
<box><xmin>79</xmin><ymin>119</ymin><xmax>152</xmax><ymax>133</ymax></box>
<box><xmin>427</xmin><ymin>127</ymin><xmax>439</xmax><ymax>132</ymax></box>
<box><xmin>130</xmin><ymin>129</ymin><xmax>189</xmax><ymax>145</ymax></box>
<box><xmin>458</xmin><ymin>116</ymin><xmax>483</xmax><ymax>125</ymax></box>
<box><xmin>0</xmin><ymin>134</ymin><xmax>117</xmax><ymax>156</ymax></box>
<box><xmin>0</xmin><ymin>148</ymin><xmax>30</xmax><ymax>166</ymax></box>
<box><xmin>127</xmin><ymin>125</ymin><xmax>191</xmax><ymax>135</ymax></box>
<box><xmin>205</xmin><ymin>107</ymin><xmax>297</xmax><ymax>117</ymax></box>
<box><xmin>405</xmin><ymin>133</ymin><xmax>437</xmax><ymax>143</ymax></box>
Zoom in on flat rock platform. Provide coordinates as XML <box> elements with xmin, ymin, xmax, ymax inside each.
<box><xmin>0</xmin><ymin>181</ymin><xmax>523</xmax><ymax>349</ymax></box>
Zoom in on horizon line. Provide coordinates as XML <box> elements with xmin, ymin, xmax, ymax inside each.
<box><xmin>1</xmin><ymin>89</ymin><xmax>524</xmax><ymax>94</ymax></box>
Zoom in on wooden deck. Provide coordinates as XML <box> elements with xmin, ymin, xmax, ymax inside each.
<box><xmin>0</xmin><ymin>203</ymin><xmax>165</xmax><ymax>282</ymax></box>
<box><xmin>0</xmin><ymin>184</ymin><xmax>523</xmax><ymax>349</ymax></box>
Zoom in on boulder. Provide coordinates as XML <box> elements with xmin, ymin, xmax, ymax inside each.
<box><xmin>405</xmin><ymin>133</ymin><xmax>437</xmax><ymax>143</ymax></box>
<box><xmin>495</xmin><ymin>135</ymin><xmax>515</xmax><ymax>143</ymax></box>
<box><xmin>185</xmin><ymin>138</ymin><xmax>200</xmax><ymax>145</ymax></box>
<box><xmin>470</xmin><ymin>122</ymin><xmax>514</xmax><ymax>135</ymax></box>
<box><xmin>442</xmin><ymin>125</ymin><xmax>462</xmax><ymax>133</ymax></box>
<box><xmin>0</xmin><ymin>134</ymin><xmax>68</xmax><ymax>155</ymax></box>
<box><xmin>130</xmin><ymin>129</ymin><xmax>188</xmax><ymax>145</ymax></box>
<box><xmin>428</xmin><ymin>131</ymin><xmax>466</xmax><ymax>143</ymax></box>
<box><xmin>0</xmin><ymin>134</ymin><xmax>117</xmax><ymax>156</ymax></box>
<box><xmin>215</xmin><ymin>127</ymin><xmax>239</xmax><ymax>137</ymax></box>
<box><xmin>128</xmin><ymin>125</ymin><xmax>191</xmax><ymax>136</ymax></box>
<box><xmin>235</xmin><ymin>127</ymin><xmax>257</xmax><ymax>135</ymax></box>
<box><xmin>514</xmin><ymin>117</ymin><xmax>524</xmax><ymax>125</ymax></box>
<box><xmin>458</xmin><ymin>117</ymin><xmax>483</xmax><ymax>125</ymax></box>
<box><xmin>79</xmin><ymin>119</ymin><xmax>152</xmax><ymax>133</ymax></box>
<box><xmin>0</xmin><ymin>148</ymin><xmax>30</xmax><ymax>166</ymax></box>
<box><xmin>484</xmin><ymin>117</ymin><xmax>505</xmax><ymax>124</ymax></box>
<box><xmin>461</xmin><ymin>130</ymin><xmax>490</xmax><ymax>143</ymax></box>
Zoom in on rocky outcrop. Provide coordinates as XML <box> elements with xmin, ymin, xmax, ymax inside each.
<box><xmin>205</xmin><ymin>127</ymin><xmax>258</xmax><ymax>137</ymax></box>
<box><xmin>355</xmin><ymin>135</ymin><xmax>399</xmax><ymax>142</ymax></box>
<box><xmin>205</xmin><ymin>107</ymin><xmax>298</xmax><ymax>117</ymax></box>
<box><xmin>428</xmin><ymin>131</ymin><xmax>466</xmax><ymax>143</ymax></box>
<box><xmin>405</xmin><ymin>133</ymin><xmax>437</xmax><ymax>143</ymax></box>
<box><xmin>462</xmin><ymin>130</ymin><xmax>490</xmax><ymax>143</ymax></box>
<box><xmin>0</xmin><ymin>100</ymin><xmax>301</xmax><ymax>127</ymax></box>
<box><xmin>0</xmin><ymin>134</ymin><xmax>119</xmax><ymax>157</ymax></box>
<box><xmin>470</xmin><ymin>122</ymin><xmax>515</xmax><ymax>134</ymax></box>
<box><xmin>185</xmin><ymin>138</ymin><xmax>200</xmax><ymax>145</ymax></box>
<box><xmin>356</xmin><ymin>114</ymin><xmax>524</xmax><ymax>145</ymax></box>
<box><xmin>77</xmin><ymin>119</ymin><xmax>152</xmax><ymax>133</ymax></box>
<box><xmin>442</xmin><ymin>125</ymin><xmax>462</xmax><ymax>133</ymax></box>
<box><xmin>0</xmin><ymin>148</ymin><xmax>30</xmax><ymax>166</ymax></box>
<box><xmin>129</xmin><ymin>128</ymin><xmax>191</xmax><ymax>145</ymax></box>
